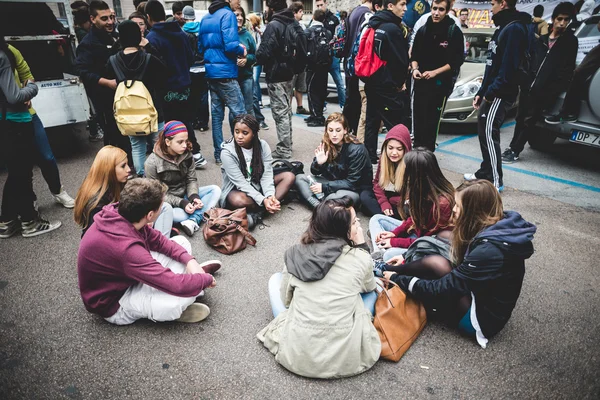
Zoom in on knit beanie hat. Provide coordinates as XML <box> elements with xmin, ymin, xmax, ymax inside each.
<box><xmin>183</xmin><ymin>5</ymin><xmax>195</xmax><ymax>20</ymax></box>
<box><xmin>119</xmin><ymin>20</ymin><xmax>142</xmax><ymax>48</ymax></box>
<box><xmin>163</xmin><ymin>121</ymin><xmax>188</xmax><ymax>137</ymax></box>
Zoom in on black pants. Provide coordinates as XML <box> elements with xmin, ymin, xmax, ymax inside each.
<box><xmin>364</xmin><ymin>85</ymin><xmax>405</xmax><ymax>163</ymax></box>
<box><xmin>475</xmin><ymin>98</ymin><xmax>508</xmax><ymax>188</ymax></box>
<box><xmin>1</xmin><ymin>121</ymin><xmax>38</xmax><ymax>222</ymax></box>
<box><xmin>359</xmin><ymin>188</ymin><xmax>402</xmax><ymax>218</ymax></box>
<box><xmin>307</xmin><ymin>68</ymin><xmax>328</xmax><ymax>120</ymax></box>
<box><xmin>190</xmin><ymin>72</ymin><xmax>210</xmax><ymax>128</ymax></box>
<box><xmin>163</xmin><ymin>86</ymin><xmax>201</xmax><ymax>154</ymax></box>
<box><xmin>343</xmin><ymin>76</ymin><xmax>361</xmax><ymax>134</ymax></box>
<box><xmin>413</xmin><ymin>82</ymin><xmax>447</xmax><ymax>152</ymax></box>
<box><xmin>561</xmin><ymin>44</ymin><xmax>600</xmax><ymax>115</ymax></box>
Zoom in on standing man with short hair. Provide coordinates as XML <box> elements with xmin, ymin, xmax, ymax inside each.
<box><xmin>532</xmin><ymin>5</ymin><xmax>548</xmax><ymax>36</ymax></box>
<box><xmin>314</xmin><ymin>0</ymin><xmax>345</xmax><ymax>109</ymax></box>
<box><xmin>171</xmin><ymin>1</ymin><xmax>186</xmax><ymax>27</ymax></box>
<box><xmin>464</xmin><ymin>0</ymin><xmax>528</xmax><ymax>191</ymax></box>
<box><xmin>257</xmin><ymin>0</ymin><xmax>306</xmax><ymax>160</ymax></box>
<box><xmin>290</xmin><ymin>2</ymin><xmax>310</xmax><ymax>116</ymax></box>
<box><xmin>411</xmin><ymin>0</ymin><xmax>464</xmax><ymax>152</ymax></box>
<box><xmin>146</xmin><ymin>0</ymin><xmax>207</xmax><ymax>167</ymax></box>
<box><xmin>199</xmin><ymin>0</ymin><xmax>247</xmax><ymax>165</ymax></box>
<box><xmin>459</xmin><ymin>8</ymin><xmax>469</xmax><ymax>29</ymax></box>
<box><xmin>363</xmin><ymin>0</ymin><xmax>410</xmax><ymax>164</ymax></box>
<box><xmin>305</xmin><ymin>9</ymin><xmax>333</xmax><ymax>127</ymax></box>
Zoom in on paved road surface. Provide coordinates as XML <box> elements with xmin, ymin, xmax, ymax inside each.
<box><xmin>1</xmin><ymin>100</ymin><xmax>599</xmax><ymax>399</ymax></box>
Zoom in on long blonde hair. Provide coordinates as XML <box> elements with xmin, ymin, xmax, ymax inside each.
<box><xmin>450</xmin><ymin>180</ymin><xmax>504</xmax><ymax>265</ymax></box>
<box><xmin>378</xmin><ymin>139</ymin><xmax>406</xmax><ymax>192</ymax></box>
<box><xmin>73</xmin><ymin>146</ymin><xmax>127</xmax><ymax>229</ymax></box>
<box><xmin>322</xmin><ymin>112</ymin><xmax>360</xmax><ymax>164</ymax></box>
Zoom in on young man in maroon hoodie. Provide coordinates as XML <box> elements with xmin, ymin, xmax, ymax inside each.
<box><xmin>77</xmin><ymin>178</ymin><xmax>221</xmax><ymax>325</ymax></box>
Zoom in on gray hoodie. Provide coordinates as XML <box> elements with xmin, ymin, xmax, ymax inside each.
<box><xmin>219</xmin><ymin>138</ymin><xmax>275</xmax><ymax>207</ymax></box>
<box><xmin>0</xmin><ymin>51</ymin><xmax>38</xmax><ymax>119</ymax></box>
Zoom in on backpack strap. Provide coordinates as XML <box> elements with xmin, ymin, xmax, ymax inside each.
<box><xmin>135</xmin><ymin>53</ymin><xmax>152</xmax><ymax>82</ymax></box>
<box><xmin>109</xmin><ymin>54</ymin><xmax>127</xmax><ymax>83</ymax></box>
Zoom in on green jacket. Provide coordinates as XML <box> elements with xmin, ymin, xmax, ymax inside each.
<box><xmin>237</xmin><ymin>27</ymin><xmax>256</xmax><ymax>81</ymax></box>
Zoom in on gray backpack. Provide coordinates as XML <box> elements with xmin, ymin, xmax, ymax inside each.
<box><xmin>403</xmin><ymin>235</ymin><xmax>451</xmax><ymax>263</ymax></box>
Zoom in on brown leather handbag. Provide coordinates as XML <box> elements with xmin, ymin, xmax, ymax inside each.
<box><xmin>203</xmin><ymin>208</ymin><xmax>257</xmax><ymax>255</ymax></box>
<box><xmin>373</xmin><ymin>279</ymin><xmax>427</xmax><ymax>362</ymax></box>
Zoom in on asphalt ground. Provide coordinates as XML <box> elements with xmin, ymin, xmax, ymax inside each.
<box><xmin>1</xmin><ymin>98</ymin><xmax>599</xmax><ymax>399</ymax></box>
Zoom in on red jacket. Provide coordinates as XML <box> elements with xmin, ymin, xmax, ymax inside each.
<box><xmin>372</xmin><ymin>125</ymin><xmax>412</xmax><ymax>213</ymax></box>
<box><xmin>390</xmin><ymin>196</ymin><xmax>453</xmax><ymax>248</ymax></box>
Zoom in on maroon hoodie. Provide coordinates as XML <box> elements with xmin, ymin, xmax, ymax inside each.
<box><xmin>77</xmin><ymin>204</ymin><xmax>213</xmax><ymax>318</ymax></box>
<box><xmin>372</xmin><ymin>125</ymin><xmax>412</xmax><ymax>213</ymax></box>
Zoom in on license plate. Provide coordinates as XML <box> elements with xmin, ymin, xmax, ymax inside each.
<box><xmin>570</xmin><ymin>130</ymin><xmax>600</xmax><ymax>148</ymax></box>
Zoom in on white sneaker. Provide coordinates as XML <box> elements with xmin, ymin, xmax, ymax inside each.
<box><xmin>176</xmin><ymin>303</ymin><xmax>210</xmax><ymax>323</ymax></box>
<box><xmin>180</xmin><ymin>219</ymin><xmax>199</xmax><ymax>236</ymax></box>
<box><xmin>21</xmin><ymin>217</ymin><xmax>61</xmax><ymax>238</ymax></box>
<box><xmin>193</xmin><ymin>152</ymin><xmax>207</xmax><ymax>168</ymax></box>
<box><xmin>53</xmin><ymin>187</ymin><xmax>75</xmax><ymax>208</ymax></box>
<box><xmin>463</xmin><ymin>173</ymin><xmax>477</xmax><ymax>181</ymax></box>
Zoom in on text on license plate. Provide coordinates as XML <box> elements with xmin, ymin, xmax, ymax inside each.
<box><xmin>570</xmin><ymin>130</ymin><xmax>600</xmax><ymax>148</ymax></box>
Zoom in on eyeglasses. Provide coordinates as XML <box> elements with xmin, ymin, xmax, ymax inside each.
<box><xmin>432</xmin><ymin>6</ymin><xmax>446</xmax><ymax>12</ymax></box>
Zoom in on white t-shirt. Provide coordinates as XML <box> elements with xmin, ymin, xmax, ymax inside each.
<box><xmin>242</xmin><ymin>147</ymin><xmax>253</xmax><ymax>181</ymax></box>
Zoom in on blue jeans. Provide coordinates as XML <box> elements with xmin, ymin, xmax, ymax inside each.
<box><xmin>229</xmin><ymin>78</ymin><xmax>255</xmax><ymax>128</ymax></box>
<box><xmin>153</xmin><ymin>202</ymin><xmax>174</xmax><ymax>237</ymax></box>
<box><xmin>32</xmin><ymin>113</ymin><xmax>61</xmax><ymax>194</ymax></box>
<box><xmin>329</xmin><ymin>57</ymin><xmax>346</xmax><ymax>108</ymax></box>
<box><xmin>268</xmin><ymin>272</ymin><xmax>378</xmax><ymax>318</ymax></box>
<box><xmin>209</xmin><ymin>79</ymin><xmax>246</xmax><ymax>160</ymax></box>
<box><xmin>172</xmin><ymin>185</ymin><xmax>221</xmax><ymax>225</ymax></box>
<box><xmin>253</xmin><ymin>65</ymin><xmax>265</xmax><ymax>123</ymax></box>
<box><xmin>368</xmin><ymin>214</ymin><xmax>412</xmax><ymax>261</ymax></box>
<box><xmin>129</xmin><ymin>121</ymin><xmax>163</xmax><ymax>176</ymax></box>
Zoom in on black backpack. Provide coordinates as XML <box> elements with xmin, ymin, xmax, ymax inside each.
<box><xmin>272</xmin><ymin>160</ymin><xmax>305</xmax><ymax>176</ymax></box>
<box><xmin>279</xmin><ymin>20</ymin><xmax>307</xmax><ymax>74</ymax></box>
<box><xmin>306</xmin><ymin>25</ymin><xmax>333</xmax><ymax>68</ymax></box>
<box><xmin>498</xmin><ymin>19</ymin><xmax>538</xmax><ymax>87</ymax></box>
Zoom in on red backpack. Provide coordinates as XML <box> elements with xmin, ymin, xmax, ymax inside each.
<box><xmin>354</xmin><ymin>27</ymin><xmax>386</xmax><ymax>80</ymax></box>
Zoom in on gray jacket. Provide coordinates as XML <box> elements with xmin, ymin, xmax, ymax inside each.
<box><xmin>144</xmin><ymin>144</ymin><xmax>199</xmax><ymax>209</ymax></box>
<box><xmin>219</xmin><ymin>138</ymin><xmax>275</xmax><ymax>207</ymax></box>
<box><xmin>0</xmin><ymin>51</ymin><xmax>38</xmax><ymax>118</ymax></box>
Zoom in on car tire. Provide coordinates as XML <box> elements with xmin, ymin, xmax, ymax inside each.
<box><xmin>529</xmin><ymin>126</ymin><xmax>557</xmax><ymax>150</ymax></box>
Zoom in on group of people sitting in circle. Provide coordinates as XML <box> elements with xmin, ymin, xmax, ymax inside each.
<box><xmin>75</xmin><ymin>112</ymin><xmax>537</xmax><ymax>379</ymax></box>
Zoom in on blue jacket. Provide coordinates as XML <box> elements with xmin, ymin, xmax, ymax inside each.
<box><xmin>198</xmin><ymin>2</ymin><xmax>244</xmax><ymax>79</ymax></box>
<box><xmin>146</xmin><ymin>21</ymin><xmax>194</xmax><ymax>90</ymax></box>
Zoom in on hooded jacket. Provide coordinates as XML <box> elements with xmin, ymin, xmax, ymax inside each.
<box><xmin>257</xmin><ymin>238</ymin><xmax>380</xmax><ymax>379</ymax></box>
<box><xmin>310</xmin><ymin>141</ymin><xmax>373</xmax><ymax>196</ymax></box>
<box><xmin>237</xmin><ymin>27</ymin><xmax>257</xmax><ymax>81</ymax></box>
<box><xmin>530</xmin><ymin>31</ymin><xmax>578</xmax><ymax>102</ymax></box>
<box><xmin>411</xmin><ymin>15</ymin><xmax>464</xmax><ymax>94</ymax></box>
<box><xmin>144</xmin><ymin>144</ymin><xmax>200</xmax><ymax>209</ymax></box>
<box><xmin>198</xmin><ymin>1</ymin><xmax>244</xmax><ymax>79</ymax></box>
<box><xmin>256</xmin><ymin>8</ymin><xmax>306</xmax><ymax>83</ymax></box>
<box><xmin>105</xmin><ymin>49</ymin><xmax>167</xmax><ymax>122</ymax></box>
<box><xmin>392</xmin><ymin>211</ymin><xmax>536</xmax><ymax>347</ymax></box>
<box><xmin>372</xmin><ymin>125</ymin><xmax>412</xmax><ymax>214</ymax></box>
<box><xmin>0</xmin><ymin>50</ymin><xmax>38</xmax><ymax>122</ymax></box>
<box><xmin>309</xmin><ymin>9</ymin><xmax>339</xmax><ymax>36</ymax></box>
<box><xmin>219</xmin><ymin>138</ymin><xmax>275</xmax><ymax>207</ymax></box>
<box><xmin>77</xmin><ymin>204</ymin><xmax>213</xmax><ymax>318</ymax></box>
<box><xmin>146</xmin><ymin>21</ymin><xmax>194</xmax><ymax>90</ymax></box>
<box><xmin>476</xmin><ymin>9</ymin><xmax>529</xmax><ymax>104</ymax></box>
<box><xmin>367</xmin><ymin>10</ymin><xmax>410</xmax><ymax>89</ymax></box>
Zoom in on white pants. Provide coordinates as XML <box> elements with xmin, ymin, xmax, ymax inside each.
<box><xmin>105</xmin><ymin>236</ymin><xmax>200</xmax><ymax>325</ymax></box>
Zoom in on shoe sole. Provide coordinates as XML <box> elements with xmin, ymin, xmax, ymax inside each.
<box><xmin>176</xmin><ymin>303</ymin><xmax>210</xmax><ymax>323</ymax></box>
<box><xmin>0</xmin><ymin>229</ymin><xmax>21</xmax><ymax>239</ymax></box>
<box><xmin>544</xmin><ymin>120</ymin><xmax>561</xmax><ymax>125</ymax></box>
<box><xmin>501</xmin><ymin>159</ymin><xmax>515</xmax><ymax>164</ymax></box>
<box><xmin>199</xmin><ymin>259</ymin><xmax>222</xmax><ymax>275</ymax></box>
<box><xmin>54</xmin><ymin>198</ymin><xmax>75</xmax><ymax>209</ymax></box>
<box><xmin>180</xmin><ymin>224</ymin><xmax>195</xmax><ymax>237</ymax></box>
<box><xmin>195</xmin><ymin>160</ymin><xmax>208</xmax><ymax>169</ymax></box>
<box><xmin>21</xmin><ymin>221</ymin><xmax>62</xmax><ymax>238</ymax></box>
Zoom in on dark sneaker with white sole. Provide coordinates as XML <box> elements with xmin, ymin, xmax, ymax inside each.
<box><xmin>0</xmin><ymin>219</ymin><xmax>22</xmax><ymax>238</ymax></box>
<box><xmin>21</xmin><ymin>217</ymin><xmax>61</xmax><ymax>238</ymax></box>
<box><xmin>545</xmin><ymin>114</ymin><xmax>577</xmax><ymax>124</ymax></box>
<box><xmin>501</xmin><ymin>149</ymin><xmax>519</xmax><ymax>164</ymax></box>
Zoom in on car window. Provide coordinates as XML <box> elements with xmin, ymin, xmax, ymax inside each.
<box><xmin>575</xmin><ymin>18</ymin><xmax>600</xmax><ymax>65</ymax></box>
<box><xmin>576</xmin><ymin>18</ymin><xmax>600</xmax><ymax>39</ymax></box>
<box><xmin>464</xmin><ymin>33</ymin><xmax>492</xmax><ymax>63</ymax></box>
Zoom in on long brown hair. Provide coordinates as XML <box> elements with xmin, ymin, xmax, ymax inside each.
<box><xmin>74</xmin><ymin>146</ymin><xmax>127</xmax><ymax>229</ymax></box>
<box><xmin>378</xmin><ymin>138</ymin><xmax>406</xmax><ymax>192</ymax></box>
<box><xmin>301</xmin><ymin>197</ymin><xmax>354</xmax><ymax>246</ymax></box>
<box><xmin>322</xmin><ymin>112</ymin><xmax>360</xmax><ymax>164</ymax></box>
<box><xmin>451</xmin><ymin>180</ymin><xmax>504</xmax><ymax>265</ymax></box>
<box><xmin>398</xmin><ymin>148</ymin><xmax>455</xmax><ymax>232</ymax></box>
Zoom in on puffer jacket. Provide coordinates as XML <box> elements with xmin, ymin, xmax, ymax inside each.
<box><xmin>310</xmin><ymin>141</ymin><xmax>373</xmax><ymax>196</ymax></box>
<box><xmin>198</xmin><ymin>0</ymin><xmax>244</xmax><ymax>79</ymax></box>
<box><xmin>144</xmin><ymin>144</ymin><xmax>200</xmax><ymax>209</ymax></box>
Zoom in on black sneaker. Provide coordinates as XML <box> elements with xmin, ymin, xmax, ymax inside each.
<box><xmin>304</xmin><ymin>116</ymin><xmax>315</xmax><ymax>123</ymax></box>
<box><xmin>193</xmin><ymin>153</ymin><xmax>207</xmax><ymax>169</ymax></box>
<box><xmin>247</xmin><ymin>212</ymin><xmax>262</xmax><ymax>231</ymax></box>
<box><xmin>296</xmin><ymin>106</ymin><xmax>310</xmax><ymax>115</ymax></box>
<box><xmin>501</xmin><ymin>149</ymin><xmax>518</xmax><ymax>164</ymax></box>
<box><xmin>307</xmin><ymin>118</ymin><xmax>325</xmax><ymax>127</ymax></box>
<box><xmin>0</xmin><ymin>219</ymin><xmax>21</xmax><ymax>239</ymax></box>
<box><xmin>545</xmin><ymin>114</ymin><xmax>577</xmax><ymax>124</ymax></box>
<box><xmin>259</xmin><ymin>121</ymin><xmax>269</xmax><ymax>130</ymax></box>
<box><xmin>373</xmin><ymin>260</ymin><xmax>388</xmax><ymax>278</ymax></box>
<box><xmin>21</xmin><ymin>216</ymin><xmax>61</xmax><ymax>238</ymax></box>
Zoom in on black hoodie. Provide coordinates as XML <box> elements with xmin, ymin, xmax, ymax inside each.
<box><xmin>256</xmin><ymin>8</ymin><xmax>307</xmax><ymax>83</ymax></box>
<box><xmin>105</xmin><ymin>49</ymin><xmax>167</xmax><ymax>121</ymax></box>
<box><xmin>367</xmin><ymin>10</ymin><xmax>410</xmax><ymax>89</ymax></box>
<box><xmin>392</xmin><ymin>211</ymin><xmax>537</xmax><ymax>347</ymax></box>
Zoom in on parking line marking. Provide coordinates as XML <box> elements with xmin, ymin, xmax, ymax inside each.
<box><xmin>436</xmin><ymin>148</ymin><xmax>600</xmax><ymax>193</ymax></box>
<box><xmin>437</xmin><ymin>121</ymin><xmax>517</xmax><ymax>148</ymax></box>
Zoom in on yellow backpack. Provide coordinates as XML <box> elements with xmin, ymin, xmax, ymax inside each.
<box><xmin>110</xmin><ymin>53</ymin><xmax>158</xmax><ymax>136</ymax></box>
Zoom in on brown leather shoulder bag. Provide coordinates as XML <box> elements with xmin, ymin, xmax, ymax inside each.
<box><xmin>203</xmin><ymin>208</ymin><xmax>257</xmax><ymax>255</ymax></box>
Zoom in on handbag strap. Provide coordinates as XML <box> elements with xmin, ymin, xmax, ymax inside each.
<box><xmin>376</xmin><ymin>278</ymin><xmax>401</xmax><ymax>308</ymax></box>
<box><xmin>235</xmin><ymin>223</ymin><xmax>257</xmax><ymax>246</ymax></box>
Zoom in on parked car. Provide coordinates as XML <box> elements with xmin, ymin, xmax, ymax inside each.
<box><xmin>529</xmin><ymin>14</ymin><xmax>600</xmax><ymax>150</ymax></box>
